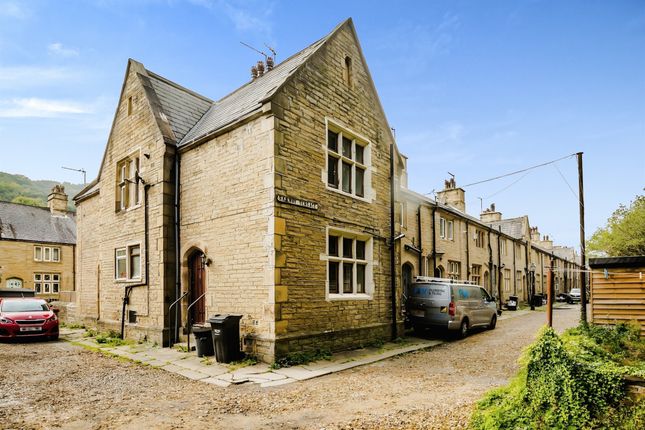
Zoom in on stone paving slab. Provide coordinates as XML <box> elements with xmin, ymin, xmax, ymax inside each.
<box><xmin>202</xmin><ymin>377</ymin><xmax>231</xmax><ymax>387</ymax></box>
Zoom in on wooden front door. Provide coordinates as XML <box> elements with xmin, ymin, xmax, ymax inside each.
<box><xmin>189</xmin><ymin>252</ymin><xmax>206</xmax><ymax>324</ymax></box>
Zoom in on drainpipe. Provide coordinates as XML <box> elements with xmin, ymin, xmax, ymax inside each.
<box><xmin>497</xmin><ymin>227</ymin><xmax>502</xmax><ymax>311</ymax></box>
<box><xmin>431</xmin><ymin>204</ymin><xmax>437</xmax><ymax>275</ymax></box>
<box><xmin>465</xmin><ymin>221</ymin><xmax>470</xmax><ymax>281</ymax></box>
<box><xmin>512</xmin><ymin>239</ymin><xmax>517</xmax><ymax>295</ymax></box>
<box><xmin>524</xmin><ymin>241</ymin><xmax>529</xmax><ymax>302</ymax></box>
<box><xmin>389</xmin><ymin>142</ymin><xmax>397</xmax><ymax>340</ymax></box>
<box><xmin>120</xmin><ymin>181</ymin><xmax>151</xmax><ymax>339</ymax></box>
<box><xmin>173</xmin><ymin>150</ymin><xmax>181</xmax><ymax>346</ymax></box>
<box><xmin>487</xmin><ymin>230</ymin><xmax>493</xmax><ymax>293</ymax></box>
<box><xmin>417</xmin><ymin>206</ymin><xmax>423</xmax><ymax>275</ymax></box>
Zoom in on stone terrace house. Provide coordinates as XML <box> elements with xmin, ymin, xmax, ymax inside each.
<box><xmin>0</xmin><ymin>186</ymin><xmax>76</xmax><ymax>301</ymax></box>
<box><xmin>74</xmin><ymin>19</ymin><xmax>405</xmax><ymax>362</ymax></box>
<box><xmin>396</xmin><ymin>178</ymin><xmax>581</xmax><ymax>306</ymax></box>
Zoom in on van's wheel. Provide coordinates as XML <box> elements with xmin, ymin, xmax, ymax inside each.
<box><xmin>488</xmin><ymin>315</ymin><xmax>497</xmax><ymax>330</ymax></box>
<box><xmin>459</xmin><ymin>319</ymin><xmax>469</xmax><ymax>339</ymax></box>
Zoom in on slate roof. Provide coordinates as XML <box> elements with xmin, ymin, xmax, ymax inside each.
<box><xmin>179</xmin><ymin>27</ymin><xmax>334</xmax><ymax>146</ymax></box>
<box><xmin>0</xmin><ymin>202</ymin><xmax>76</xmax><ymax>245</ymax></box>
<box><xmin>488</xmin><ymin>217</ymin><xmax>527</xmax><ymax>240</ymax></box>
<box><xmin>147</xmin><ymin>71</ymin><xmax>212</xmax><ymax>142</ymax></box>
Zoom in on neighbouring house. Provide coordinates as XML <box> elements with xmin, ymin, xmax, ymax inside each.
<box><xmin>73</xmin><ymin>19</ymin><xmax>404</xmax><ymax>362</ymax></box>
<box><xmin>396</xmin><ymin>178</ymin><xmax>581</xmax><ymax>306</ymax></box>
<box><xmin>589</xmin><ymin>256</ymin><xmax>645</xmax><ymax>337</ymax></box>
<box><xmin>0</xmin><ymin>185</ymin><xmax>76</xmax><ymax>302</ymax></box>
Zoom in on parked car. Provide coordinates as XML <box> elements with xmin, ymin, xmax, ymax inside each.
<box><xmin>0</xmin><ymin>298</ymin><xmax>59</xmax><ymax>341</ymax></box>
<box><xmin>556</xmin><ymin>293</ymin><xmax>568</xmax><ymax>302</ymax></box>
<box><xmin>407</xmin><ymin>277</ymin><xmax>498</xmax><ymax>338</ymax></box>
<box><xmin>566</xmin><ymin>288</ymin><xmax>581</xmax><ymax>304</ymax></box>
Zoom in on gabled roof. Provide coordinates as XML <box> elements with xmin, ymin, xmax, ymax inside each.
<box><xmin>0</xmin><ymin>202</ymin><xmax>76</xmax><ymax>245</ymax></box>
<box><xmin>488</xmin><ymin>217</ymin><xmax>528</xmax><ymax>240</ymax></box>
<box><xmin>179</xmin><ymin>22</ymin><xmax>341</xmax><ymax>146</ymax></box>
<box><xmin>147</xmin><ymin>71</ymin><xmax>212</xmax><ymax>142</ymax></box>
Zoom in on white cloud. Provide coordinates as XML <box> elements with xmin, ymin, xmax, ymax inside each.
<box><xmin>0</xmin><ymin>98</ymin><xmax>92</xmax><ymax>118</ymax></box>
<box><xmin>0</xmin><ymin>66</ymin><xmax>82</xmax><ymax>89</ymax></box>
<box><xmin>48</xmin><ymin>43</ymin><xmax>79</xmax><ymax>58</ymax></box>
<box><xmin>188</xmin><ymin>0</ymin><xmax>273</xmax><ymax>35</ymax></box>
<box><xmin>0</xmin><ymin>1</ymin><xmax>28</xmax><ymax>19</ymax></box>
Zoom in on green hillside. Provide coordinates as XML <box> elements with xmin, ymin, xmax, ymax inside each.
<box><xmin>0</xmin><ymin>171</ymin><xmax>84</xmax><ymax>211</ymax></box>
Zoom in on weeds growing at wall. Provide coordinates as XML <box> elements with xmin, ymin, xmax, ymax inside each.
<box><xmin>471</xmin><ymin>323</ymin><xmax>645</xmax><ymax>429</ymax></box>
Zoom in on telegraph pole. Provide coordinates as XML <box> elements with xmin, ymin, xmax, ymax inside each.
<box><xmin>577</xmin><ymin>152</ymin><xmax>587</xmax><ymax>324</ymax></box>
<box><xmin>547</xmin><ymin>258</ymin><xmax>553</xmax><ymax>327</ymax></box>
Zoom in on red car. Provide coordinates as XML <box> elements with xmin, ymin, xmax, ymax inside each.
<box><xmin>0</xmin><ymin>298</ymin><xmax>59</xmax><ymax>341</ymax></box>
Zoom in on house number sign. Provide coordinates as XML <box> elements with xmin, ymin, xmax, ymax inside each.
<box><xmin>276</xmin><ymin>195</ymin><xmax>319</xmax><ymax>211</ymax></box>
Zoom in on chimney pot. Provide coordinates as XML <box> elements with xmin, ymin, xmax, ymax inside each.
<box><xmin>251</xmin><ymin>65</ymin><xmax>258</xmax><ymax>79</ymax></box>
<box><xmin>256</xmin><ymin>60</ymin><xmax>265</xmax><ymax>76</ymax></box>
<box><xmin>266</xmin><ymin>56</ymin><xmax>274</xmax><ymax>70</ymax></box>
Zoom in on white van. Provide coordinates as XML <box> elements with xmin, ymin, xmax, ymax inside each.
<box><xmin>407</xmin><ymin>277</ymin><xmax>499</xmax><ymax>338</ymax></box>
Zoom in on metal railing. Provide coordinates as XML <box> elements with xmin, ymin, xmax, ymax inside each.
<box><xmin>167</xmin><ymin>291</ymin><xmax>188</xmax><ymax>348</ymax></box>
<box><xmin>186</xmin><ymin>292</ymin><xmax>206</xmax><ymax>353</ymax></box>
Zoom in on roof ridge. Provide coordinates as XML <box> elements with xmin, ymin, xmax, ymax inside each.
<box><xmin>145</xmin><ymin>69</ymin><xmax>213</xmax><ymax>103</ymax></box>
<box><xmin>0</xmin><ymin>200</ymin><xmax>49</xmax><ymax>211</ymax></box>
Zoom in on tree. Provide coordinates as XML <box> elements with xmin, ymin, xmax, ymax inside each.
<box><xmin>587</xmin><ymin>193</ymin><xmax>645</xmax><ymax>256</ymax></box>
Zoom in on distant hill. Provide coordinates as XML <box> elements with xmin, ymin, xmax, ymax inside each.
<box><xmin>0</xmin><ymin>171</ymin><xmax>84</xmax><ymax>211</ymax></box>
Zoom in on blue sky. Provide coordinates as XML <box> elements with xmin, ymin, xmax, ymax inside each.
<box><xmin>0</xmin><ymin>0</ymin><xmax>643</xmax><ymax>251</ymax></box>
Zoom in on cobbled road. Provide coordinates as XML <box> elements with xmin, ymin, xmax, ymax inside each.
<box><xmin>1</xmin><ymin>306</ymin><xmax>580</xmax><ymax>429</ymax></box>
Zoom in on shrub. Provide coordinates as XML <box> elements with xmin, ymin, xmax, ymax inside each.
<box><xmin>471</xmin><ymin>325</ymin><xmax>644</xmax><ymax>429</ymax></box>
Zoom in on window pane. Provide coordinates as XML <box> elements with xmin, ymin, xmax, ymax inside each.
<box><xmin>343</xmin><ymin>263</ymin><xmax>353</xmax><ymax>293</ymax></box>
<box><xmin>342</xmin><ymin>161</ymin><xmax>352</xmax><ymax>193</ymax></box>
<box><xmin>329</xmin><ymin>262</ymin><xmax>339</xmax><ymax>294</ymax></box>
<box><xmin>116</xmin><ymin>249</ymin><xmax>126</xmax><ymax>257</ymax></box>
<box><xmin>130</xmin><ymin>246</ymin><xmax>141</xmax><ymax>279</ymax></box>
<box><xmin>355</xmin><ymin>167</ymin><xmax>364</xmax><ymax>197</ymax></box>
<box><xmin>342</xmin><ymin>137</ymin><xmax>352</xmax><ymax>158</ymax></box>
<box><xmin>356</xmin><ymin>240</ymin><xmax>366</xmax><ymax>260</ymax></box>
<box><xmin>44</xmin><ymin>283</ymin><xmax>50</xmax><ymax>293</ymax></box>
<box><xmin>35</xmin><ymin>247</ymin><xmax>42</xmax><ymax>261</ymax></box>
<box><xmin>44</xmin><ymin>248</ymin><xmax>50</xmax><ymax>261</ymax></box>
<box><xmin>327</xmin><ymin>130</ymin><xmax>338</xmax><ymax>152</ymax></box>
<box><xmin>44</xmin><ymin>274</ymin><xmax>51</xmax><ymax>281</ymax></box>
<box><xmin>355</xmin><ymin>145</ymin><xmax>364</xmax><ymax>164</ymax></box>
<box><xmin>357</xmin><ymin>264</ymin><xmax>366</xmax><ymax>293</ymax></box>
<box><xmin>35</xmin><ymin>283</ymin><xmax>41</xmax><ymax>293</ymax></box>
<box><xmin>53</xmin><ymin>283</ymin><xmax>59</xmax><ymax>293</ymax></box>
<box><xmin>343</xmin><ymin>238</ymin><xmax>353</xmax><ymax>258</ymax></box>
<box><xmin>52</xmin><ymin>248</ymin><xmax>60</xmax><ymax>262</ymax></box>
<box><xmin>52</xmin><ymin>274</ymin><xmax>60</xmax><ymax>281</ymax></box>
<box><xmin>328</xmin><ymin>236</ymin><xmax>339</xmax><ymax>257</ymax></box>
<box><xmin>327</xmin><ymin>155</ymin><xmax>339</xmax><ymax>188</ymax></box>
<box><xmin>34</xmin><ymin>274</ymin><xmax>41</xmax><ymax>281</ymax></box>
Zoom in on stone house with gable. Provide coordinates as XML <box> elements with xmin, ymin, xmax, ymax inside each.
<box><xmin>0</xmin><ymin>186</ymin><xmax>76</xmax><ymax>302</ymax></box>
<box><xmin>74</xmin><ymin>19</ymin><xmax>404</xmax><ymax>362</ymax></box>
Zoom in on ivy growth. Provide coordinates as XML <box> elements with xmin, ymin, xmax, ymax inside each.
<box><xmin>471</xmin><ymin>324</ymin><xmax>645</xmax><ymax>429</ymax></box>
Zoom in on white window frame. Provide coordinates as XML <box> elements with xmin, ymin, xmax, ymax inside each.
<box><xmin>34</xmin><ymin>245</ymin><xmax>61</xmax><ymax>262</ymax></box>
<box><xmin>115</xmin><ymin>243</ymin><xmax>142</xmax><ymax>281</ymax></box>
<box><xmin>440</xmin><ymin>217</ymin><xmax>453</xmax><ymax>240</ymax></box>
<box><xmin>448</xmin><ymin>261</ymin><xmax>460</xmax><ymax>280</ymax></box>
<box><xmin>324</xmin><ymin>119</ymin><xmax>372</xmax><ymax>202</ymax></box>
<box><xmin>324</xmin><ymin>227</ymin><xmax>373</xmax><ymax>300</ymax></box>
<box><xmin>475</xmin><ymin>230</ymin><xmax>485</xmax><ymax>248</ymax></box>
<box><xmin>439</xmin><ymin>217</ymin><xmax>446</xmax><ymax>239</ymax></box>
<box><xmin>471</xmin><ymin>264</ymin><xmax>482</xmax><ymax>285</ymax></box>
<box><xmin>504</xmin><ymin>269</ymin><xmax>512</xmax><ymax>292</ymax></box>
<box><xmin>501</xmin><ymin>238</ymin><xmax>507</xmax><ymax>256</ymax></box>
<box><xmin>116</xmin><ymin>150</ymin><xmax>142</xmax><ymax>212</ymax></box>
<box><xmin>447</xmin><ymin>220</ymin><xmax>454</xmax><ymax>240</ymax></box>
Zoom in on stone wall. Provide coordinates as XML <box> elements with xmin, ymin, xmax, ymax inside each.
<box><xmin>271</xmin><ymin>22</ymin><xmax>398</xmax><ymax>358</ymax></box>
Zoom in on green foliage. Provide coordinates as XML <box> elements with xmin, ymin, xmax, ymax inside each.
<box><xmin>60</xmin><ymin>322</ymin><xmax>86</xmax><ymax>329</ymax></box>
<box><xmin>0</xmin><ymin>171</ymin><xmax>83</xmax><ymax>211</ymax></box>
<box><xmin>471</xmin><ymin>324</ymin><xmax>645</xmax><ymax>429</ymax></box>
<box><xmin>227</xmin><ymin>355</ymin><xmax>259</xmax><ymax>371</ymax></box>
<box><xmin>270</xmin><ymin>348</ymin><xmax>332</xmax><ymax>369</ymax></box>
<box><xmin>588</xmin><ymin>193</ymin><xmax>645</xmax><ymax>256</ymax></box>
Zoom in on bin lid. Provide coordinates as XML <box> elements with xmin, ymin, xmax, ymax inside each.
<box><xmin>208</xmin><ymin>314</ymin><xmax>243</xmax><ymax>323</ymax></box>
<box><xmin>192</xmin><ymin>326</ymin><xmax>211</xmax><ymax>334</ymax></box>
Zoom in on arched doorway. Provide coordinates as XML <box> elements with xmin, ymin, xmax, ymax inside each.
<box><xmin>435</xmin><ymin>266</ymin><xmax>444</xmax><ymax>278</ymax></box>
<box><xmin>188</xmin><ymin>251</ymin><xmax>206</xmax><ymax>325</ymax></box>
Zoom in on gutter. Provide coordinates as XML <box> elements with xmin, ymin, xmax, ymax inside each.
<box><xmin>389</xmin><ymin>142</ymin><xmax>397</xmax><ymax>340</ymax></box>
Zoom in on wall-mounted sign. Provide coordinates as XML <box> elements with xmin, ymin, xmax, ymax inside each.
<box><xmin>276</xmin><ymin>194</ymin><xmax>319</xmax><ymax>211</ymax></box>
<box><xmin>6</xmin><ymin>278</ymin><xmax>23</xmax><ymax>289</ymax></box>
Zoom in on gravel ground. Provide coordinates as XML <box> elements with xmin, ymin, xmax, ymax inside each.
<box><xmin>0</xmin><ymin>306</ymin><xmax>580</xmax><ymax>430</ymax></box>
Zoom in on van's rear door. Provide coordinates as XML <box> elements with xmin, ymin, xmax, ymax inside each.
<box><xmin>407</xmin><ymin>283</ymin><xmax>451</xmax><ymax>326</ymax></box>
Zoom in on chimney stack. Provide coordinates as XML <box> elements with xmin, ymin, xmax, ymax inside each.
<box><xmin>266</xmin><ymin>56</ymin><xmax>274</xmax><ymax>71</ymax></box>
<box><xmin>47</xmin><ymin>185</ymin><xmax>68</xmax><ymax>216</ymax></box>
<box><xmin>436</xmin><ymin>177</ymin><xmax>465</xmax><ymax>212</ymax></box>
<box><xmin>256</xmin><ymin>60</ymin><xmax>265</xmax><ymax>77</ymax></box>
<box><xmin>480</xmin><ymin>203</ymin><xmax>502</xmax><ymax>223</ymax></box>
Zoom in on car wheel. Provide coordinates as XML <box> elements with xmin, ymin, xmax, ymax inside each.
<box><xmin>488</xmin><ymin>315</ymin><xmax>497</xmax><ymax>330</ymax></box>
<box><xmin>459</xmin><ymin>320</ymin><xmax>468</xmax><ymax>339</ymax></box>
<box><xmin>50</xmin><ymin>334</ymin><xmax>59</xmax><ymax>341</ymax></box>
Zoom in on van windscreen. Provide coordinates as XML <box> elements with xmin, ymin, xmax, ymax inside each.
<box><xmin>410</xmin><ymin>283</ymin><xmax>449</xmax><ymax>298</ymax></box>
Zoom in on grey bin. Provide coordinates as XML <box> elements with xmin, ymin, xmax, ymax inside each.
<box><xmin>192</xmin><ymin>326</ymin><xmax>214</xmax><ymax>357</ymax></box>
<box><xmin>208</xmin><ymin>314</ymin><xmax>243</xmax><ymax>363</ymax></box>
